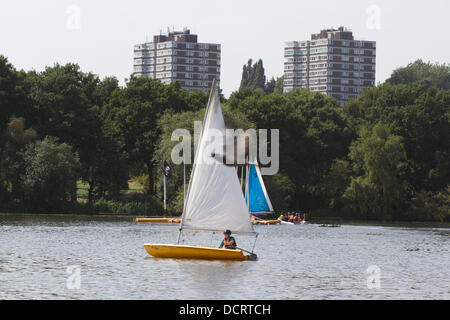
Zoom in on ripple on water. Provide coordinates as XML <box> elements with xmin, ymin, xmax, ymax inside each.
<box><xmin>0</xmin><ymin>215</ymin><xmax>449</xmax><ymax>299</ymax></box>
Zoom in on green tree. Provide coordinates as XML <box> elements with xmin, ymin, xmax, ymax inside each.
<box><xmin>323</xmin><ymin>159</ymin><xmax>351</xmax><ymax>210</ymax></box>
<box><xmin>21</xmin><ymin>137</ymin><xmax>81</xmax><ymax>211</ymax></box>
<box><xmin>410</xmin><ymin>187</ymin><xmax>450</xmax><ymax>222</ymax></box>
<box><xmin>274</xmin><ymin>76</ymin><xmax>284</xmax><ymax>94</ymax></box>
<box><xmin>344</xmin><ymin>82</ymin><xmax>450</xmax><ymax>193</ymax></box>
<box><xmin>25</xmin><ymin>64</ymin><xmax>129</xmax><ymax>202</ymax></box>
<box><xmin>343</xmin><ymin>123</ymin><xmax>408</xmax><ymax>220</ymax></box>
<box><xmin>25</xmin><ymin>65</ymin><xmax>101</xmax><ymax>189</ymax></box>
<box><xmin>240</xmin><ymin>59</ymin><xmax>266</xmax><ymax>91</ymax></box>
<box><xmin>264</xmin><ymin>77</ymin><xmax>276</xmax><ymax>94</ymax></box>
<box><xmin>85</xmin><ymin>77</ymin><xmax>129</xmax><ymax>201</ymax></box>
<box><xmin>387</xmin><ymin>59</ymin><xmax>450</xmax><ymax>89</ymax></box>
<box><xmin>264</xmin><ymin>173</ymin><xmax>296</xmax><ymax>211</ymax></box>
<box><xmin>228</xmin><ymin>89</ymin><xmax>352</xmax><ymax>211</ymax></box>
<box><xmin>103</xmin><ymin>77</ymin><xmax>206</xmax><ymax>195</ymax></box>
<box><xmin>264</xmin><ymin>76</ymin><xmax>284</xmax><ymax>94</ymax></box>
<box><xmin>0</xmin><ymin>56</ymin><xmax>29</xmax><ymax>134</ymax></box>
<box><xmin>0</xmin><ymin>117</ymin><xmax>37</xmax><ymax>201</ymax></box>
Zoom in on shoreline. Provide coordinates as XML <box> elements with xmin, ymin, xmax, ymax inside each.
<box><xmin>0</xmin><ymin>212</ymin><xmax>449</xmax><ymax>229</ymax></box>
<box><xmin>330</xmin><ymin>220</ymin><xmax>450</xmax><ymax>229</ymax></box>
<box><xmin>0</xmin><ymin>212</ymin><xmax>174</xmax><ymax>220</ymax></box>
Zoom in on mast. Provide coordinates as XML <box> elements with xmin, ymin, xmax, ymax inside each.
<box><xmin>183</xmin><ymin>161</ymin><xmax>186</xmax><ymax>206</ymax></box>
<box><xmin>245</xmin><ymin>159</ymin><xmax>249</xmax><ymax>210</ymax></box>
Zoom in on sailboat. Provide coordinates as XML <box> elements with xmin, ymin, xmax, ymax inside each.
<box><xmin>144</xmin><ymin>80</ymin><xmax>258</xmax><ymax>261</ymax></box>
<box><xmin>244</xmin><ymin>161</ymin><xmax>280</xmax><ymax>225</ymax></box>
<box><xmin>245</xmin><ymin>160</ymin><xmax>274</xmax><ymax>216</ymax></box>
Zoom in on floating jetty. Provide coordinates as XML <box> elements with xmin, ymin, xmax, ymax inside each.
<box><xmin>316</xmin><ymin>217</ymin><xmax>342</xmax><ymax>227</ymax></box>
<box><xmin>135</xmin><ymin>217</ymin><xmax>181</xmax><ymax>224</ymax></box>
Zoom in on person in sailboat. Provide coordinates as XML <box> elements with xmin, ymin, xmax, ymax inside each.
<box><xmin>219</xmin><ymin>230</ymin><xmax>237</xmax><ymax>250</ymax></box>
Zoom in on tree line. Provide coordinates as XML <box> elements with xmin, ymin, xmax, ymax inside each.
<box><xmin>0</xmin><ymin>55</ymin><xmax>448</xmax><ymax>221</ymax></box>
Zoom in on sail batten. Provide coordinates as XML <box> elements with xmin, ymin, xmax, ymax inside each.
<box><xmin>181</xmin><ymin>227</ymin><xmax>257</xmax><ymax>235</ymax></box>
<box><xmin>180</xmin><ymin>81</ymin><xmax>255</xmax><ymax>234</ymax></box>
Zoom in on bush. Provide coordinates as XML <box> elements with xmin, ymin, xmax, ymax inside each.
<box><xmin>410</xmin><ymin>187</ymin><xmax>450</xmax><ymax>222</ymax></box>
<box><xmin>21</xmin><ymin>137</ymin><xmax>81</xmax><ymax>211</ymax></box>
<box><xmin>65</xmin><ymin>197</ymin><xmax>165</xmax><ymax>215</ymax></box>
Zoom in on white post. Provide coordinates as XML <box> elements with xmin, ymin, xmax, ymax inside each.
<box><xmin>163</xmin><ymin>155</ymin><xmax>167</xmax><ymax>216</ymax></box>
<box><xmin>163</xmin><ymin>175</ymin><xmax>166</xmax><ymax>212</ymax></box>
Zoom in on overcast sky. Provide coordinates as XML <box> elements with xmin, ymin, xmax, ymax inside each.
<box><xmin>1</xmin><ymin>0</ymin><xmax>448</xmax><ymax>97</ymax></box>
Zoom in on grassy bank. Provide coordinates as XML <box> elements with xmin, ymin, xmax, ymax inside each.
<box><xmin>0</xmin><ymin>198</ymin><xmax>165</xmax><ymax>216</ymax></box>
<box><xmin>0</xmin><ymin>179</ymin><xmax>165</xmax><ymax>216</ymax></box>
<box><xmin>65</xmin><ymin>198</ymin><xmax>165</xmax><ymax>215</ymax></box>
<box><xmin>73</xmin><ymin>179</ymin><xmax>165</xmax><ymax>215</ymax></box>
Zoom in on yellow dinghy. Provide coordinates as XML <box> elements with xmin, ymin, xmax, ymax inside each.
<box><xmin>144</xmin><ymin>244</ymin><xmax>250</xmax><ymax>261</ymax></box>
<box><xmin>135</xmin><ymin>218</ymin><xmax>181</xmax><ymax>223</ymax></box>
<box><xmin>142</xmin><ymin>81</ymin><xmax>258</xmax><ymax>262</ymax></box>
<box><xmin>252</xmin><ymin>219</ymin><xmax>280</xmax><ymax>225</ymax></box>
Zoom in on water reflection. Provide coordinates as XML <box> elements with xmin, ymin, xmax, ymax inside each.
<box><xmin>0</xmin><ymin>214</ymin><xmax>449</xmax><ymax>299</ymax></box>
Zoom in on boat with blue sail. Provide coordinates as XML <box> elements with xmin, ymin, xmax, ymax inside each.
<box><xmin>244</xmin><ymin>160</ymin><xmax>280</xmax><ymax>225</ymax></box>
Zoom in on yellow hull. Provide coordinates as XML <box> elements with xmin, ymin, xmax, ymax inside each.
<box><xmin>144</xmin><ymin>244</ymin><xmax>249</xmax><ymax>261</ymax></box>
<box><xmin>135</xmin><ymin>218</ymin><xmax>181</xmax><ymax>224</ymax></box>
<box><xmin>252</xmin><ymin>219</ymin><xmax>280</xmax><ymax>225</ymax></box>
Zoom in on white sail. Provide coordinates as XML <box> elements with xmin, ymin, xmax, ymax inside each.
<box><xmin>180</xmin><ymin>81</ymin><xmax>255</xmax><ymax>234</ymax></box>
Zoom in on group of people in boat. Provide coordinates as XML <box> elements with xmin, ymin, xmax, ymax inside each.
<box><xmin>218</xmin><ymin>212</ymin><xmax>308</xmax><ymax>251</ymax></box>
<box><xmin>278</xmin><ymin>212</ymin><xmax>308</xmax><ymax>224</ymax></box>
<box><xmin>217</xmin><ymin>212</ymin><xmax>308</xmax><ymax>251</ymax></box>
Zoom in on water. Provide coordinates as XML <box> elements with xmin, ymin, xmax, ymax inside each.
<box><xmin>0</xmin><ymin>214</ymin><xmax>449</xmax><ymax>299</ymax></box>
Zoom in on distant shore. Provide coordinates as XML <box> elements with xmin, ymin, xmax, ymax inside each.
<box><xmin>331</xmin><ymin>220</ymin><xmax>450</xmax><ymax>229</ymax></box>
<box><xmin>1</xmin><ymin>212</ymin><xmax>449</xmax><ymax>229</ymax></box>
<box><xmin>0</xmin><ymin>212</ymin><xmax>165</xmax><ymax>221</ymax></box>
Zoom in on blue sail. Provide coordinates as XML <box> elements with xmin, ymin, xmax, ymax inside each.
<box><xmin>247</xmin><ymin>164</ymin><xmax>273</xmax><ymax>215</ymax></box>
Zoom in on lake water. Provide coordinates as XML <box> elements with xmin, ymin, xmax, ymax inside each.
<box><xmin>0</xmin><ymin>214</ymin><xmax>449</xmax><ymax>299</ymax></box>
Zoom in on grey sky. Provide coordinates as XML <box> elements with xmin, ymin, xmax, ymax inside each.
<box><xmin>1</xmin><ymin>0</ymin><xmax>448</xmax><ymax>97</ymax></box>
